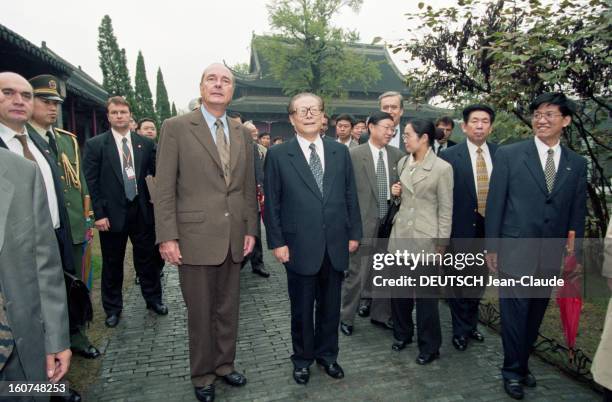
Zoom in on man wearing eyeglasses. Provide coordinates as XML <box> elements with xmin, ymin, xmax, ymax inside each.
<box><xmin>263</xmin><ymin>93</ymin><xmax>362</xmax><ymax>386</ymax></box>
<box><xmin>379</xmin><ymin>91</ymin><xmax>406</xmax><ymax>150</ymax></box>
<box><xmin>485</xmin><ymin>93</ymin><xmax>587</xmax><ymax>400</ymax></box>
<box><xmin>155</xmin><ymin>63</ymin><xmax>258</xmax><ymax>402</ymax></box>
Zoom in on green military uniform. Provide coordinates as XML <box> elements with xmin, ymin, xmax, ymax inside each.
<box><xmin>28</xmin><ymin>74</ymin><xmax>98</xmax><ymax>362</ymax></box>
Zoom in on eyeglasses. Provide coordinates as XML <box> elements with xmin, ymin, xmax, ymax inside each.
<box><xmin>532</xmin><ymin>112</ymin><xmax>563</xmax><ymax>121</ymax></box>
<box><xmin>381</xmin><ymin>105</ymin><xmax>400</xmax><ymax>112</ymax></box>
<box><xmin>291</xmin><ymin>106</ymin><xmax>322</xmax><ymax>117</ymax></box>
<box><xmin>376</xmin><ymin>123</ymin><xmax>395</xmax><ymax>132</ymax></box>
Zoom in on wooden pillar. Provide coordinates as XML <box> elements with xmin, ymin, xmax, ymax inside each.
<box><xmin>92</xmin><ymin>108</ymin><xmax>97</xmax><ymax>137</ymax></box>
<box><xmin>70</xmin><ymin>98</ymin><xmax>76</xmax><ymax>133</ymax></box>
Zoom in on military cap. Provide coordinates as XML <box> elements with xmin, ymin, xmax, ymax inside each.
<box><xmin>28</xmin><ymin>74</ymin><xmax>64</xmax><ymax>102</ymax></box>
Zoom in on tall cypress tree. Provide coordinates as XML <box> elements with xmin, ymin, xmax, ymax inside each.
<box><xmin>155</xmin><ymin>68</ymin><xmax>171</xmax><ymax>126</ymax></box>
<box><xmin>97</xmin><ymin>15</ymin><xmax>134</xmax><ymax>103</ymax></box>
<box><xmin>171</xmin><ymin>102</ymin><xmax>177</xmax><ymax>117</ymax></box>
<box><xmin>133</xmin><ymin>51</ymin><xmax>155</xmax><ymax>121</ymax></box>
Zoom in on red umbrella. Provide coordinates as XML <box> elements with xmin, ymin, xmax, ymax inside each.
<box><xmin>556</xmin><ymin>231</ymin><xmax>583</xmax><ymax>361</ymax></box>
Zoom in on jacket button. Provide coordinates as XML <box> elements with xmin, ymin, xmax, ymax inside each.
<box><xmin>224</xmin><ymin>212</ymin><xmax>229</xmax><ymax>217</ymax></box>
<box><xmin>474</xmin><ymin>209</ymin><xmax>478</xmax><ymax>213</ymax></box>
<box><xmin>66</xmin><ymin>202</ymin><xmax>71</xmax><ymax>207</ymax></box>
<box><xmin>473</xmin><ymin>223</ymin><xmax>476</xmax><ymax>227</ymax></box>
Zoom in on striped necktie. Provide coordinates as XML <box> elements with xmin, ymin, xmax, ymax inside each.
<box><xmin>544</xmin><ymin>148</ymin><xmax>556</xmax><ymax>193</ymax></box>
<box><xmin>215</xmin><ymin>119</ymin><xmax>230</xmax><ymax>185</ymax></box>
<box><xmin>476</xmin><ymin>147</ymin><xmax>489</xmax><ymax>216</ymax></box>
<box><xmin>308</xmin><ymin>143</ymin><xmax>323</xmax><ymax>195</ymax></box>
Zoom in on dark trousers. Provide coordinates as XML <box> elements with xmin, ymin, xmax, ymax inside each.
<box><xmin>0</xmin><ymin>348</ymin><xmax>40</xmax><ymax>402</ymax></box>
<box><xmin>286</xmin><ymin>252</ymin><xmax>343</xmax><ymax>369</ymax></box>
<box><xmin>54</xmin><ymin>226</ymin><xmax>75</xmax><ymax>275</ymax></box>
<box><xmin>391</xmin><ymin>296</ymin><xmax>441</xmax><ymax>354</ymax></box>
<box><xmin>448</xmin><ymin>298</ymin><xmax>480</xmax><ymax>337</ymax></box>
<box><xmin>499</xmin><ymin>282</ymin><xmax>551</xmax><ymax>381</ymax></box>
<box><xmin>178</xmin><ymin>255</ymin><xmax>240</xmax><ymax>387</ymax></box>
<box><xmin>242</xmin><ymin>216</ymin><xmax>264</xmax><ymax>270</ymax></box>
<box><xmin>99</xmin><ymin>199</ymin><xmax>161</xmax><ymax>316</ymax></box>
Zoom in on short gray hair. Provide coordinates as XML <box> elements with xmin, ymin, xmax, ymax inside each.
<box><xmin>378</xmin><ymin>91</ymin><xmax>404</xmax><ymax>108</ymax></box>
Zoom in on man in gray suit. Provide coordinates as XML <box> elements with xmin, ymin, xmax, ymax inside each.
<box><xmin>0</xmin><ymin>71</ymin><xmax>71</xmax><ymax>391</ymax></box>
<box><xmin>340</xmin><ymin>111</ymin><xmax>405</xmax><ymax>335</ymax></box>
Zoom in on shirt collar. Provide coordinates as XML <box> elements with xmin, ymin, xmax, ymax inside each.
<box><xmin>0</xmin><ymin>121</ymin><xmax>26</xmax><ymax>143</ymax></box>
<box><xmin>29</xmin><ymin>121</ymin><xmax>52</xmax><ymax>137</ymax></box>
<box><xmin>296</xmin><ymin>133</ymin><xmax>323</xmax><ymax>151</ymax></box>
<box><xmin>368</xmin><ymin>139</ymin><xmax>387</xmax><ymax>154</ymax></box>
<box><xmin>466</xmin><ymin>139</ymin><xmax>490</xmax><ymax>155</ymax></box>
<box><xmin>534</xmin><ymin>136</ymin><xmax>560</xmax><ymax>156</ymax></box>
<box><xmin>200</xmin><ymin>104</ymin><xmax>227</xmax><ymax>129</ymax></box>
<box><xmin>112</xmin><ymin>128</ymin><xmax>131</xmax><ymax>144</ymax></box>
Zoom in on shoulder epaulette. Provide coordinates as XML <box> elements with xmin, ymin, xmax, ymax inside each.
<box><xmin>55</xmin><ymin>128</ymin><xmax>77</xmax><ymax>137</ymax></box>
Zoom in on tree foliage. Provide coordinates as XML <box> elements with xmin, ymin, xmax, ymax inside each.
<box><xmin>133</xmin><ymin>51</ymin><xmax>156</xmax><ymax>121</ymax></box>
<box><xmin>171</xmin><ymin>102</ymin><xmax>177</xmax><ymax>117</ymax></box>
<box><xmin>97</xmin><ymin>15</ymin><xmax>134</xmax><ymax>105</ymax></box>
<box><xmin>155</xmin><ymin>68</ymin><xmax>171</xmax><ymax>127</ymax></box>
<box><xmin>391</xmin><ymin>0</ymin><xmax>611</xmax><ymax>236</ymax></box>
<box><xmin>259</xmin><ymin>0</ymin><xmax>381</xmax><ymax>105</ymax></box>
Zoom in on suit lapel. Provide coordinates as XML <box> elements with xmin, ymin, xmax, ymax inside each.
<box><xmin>457</xmin><ymin>142</ymin><xmax>477</xmax><ymax>204</ymax></box>
<box><xmin>549</xmin><ymin>146</ymin><xmax>572</xmax><ymax>197</ymax></box>
<box><xmin>361</xmin><ymin>146</ymin><xmax>378</xmax><ymax>201</ymax></box>
<box><xmin>104</xmin><ymin>132</ymin><xmax>124</xmax><ymax>186</ymax></box>
<box><xmin>130</xmin><ymin>132</ymin><xmax>144</xmax><ymax>179</ymax></box>
<box><xmin>0</xmin><ymin>162</ymin><xmax>13</xmax><ymax>253</ymax></box>
<box><xmin>26</xmin><ymin>124</ymin><xmax>56</xmax><ymax>162</ymax></box>
<box><xmin>322</xmin><ymin>140</ymin><xmax>337</xmax><ymax>204</ymax></box>
<box><xmin>412</xmin><ymin>150</ymin><xmax>435</xmax><ymax>186</ymax></box>
<box><xmin>287</xmin><ymin>138</ymin><xmax>323</xmax><ymax>201</ymax></box>
<box><xmin>228</xmin><ymin>119</ymin><xmax>243</xmax><ymax>180</ymax></box>
<box><xmin>188</xmin><ymin>111</ymin><xmax>223</xmax><ymax>171</ymax></box>
<box><xmin>524</xmin><ymin>140</ymin><xmax>548</xmax><ymax>195</ymax></box>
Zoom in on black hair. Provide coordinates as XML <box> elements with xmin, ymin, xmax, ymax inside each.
<box><xmin>529</xmin><ymin>92</ymin><xmax>575</xmax><ymax>116</ymax></box>
<box><xmin>366</xmin><ymin>111</ymin><xmax>394</xmax><ymax>134</ymax></box>
<box><xmin>258</xmin><ymin>132</ymin><xmax>270</xmax><ymax>139</ymax></box>
<box><xmin>407</xmin><ymin>118</ymin><xmax>437</xmax><ymax>147</ymax></box>
<box><xmin>354</xmin><ymin>118</ymin><xmax>366</xmax><ymax>125</ymax></box>
<box><xmin>272</xmin><ymin>136</ymin><xmax>283</xmax><ymax>143</ymax></box>
<box><xmin>335</xmin><ymin>114</ymin><xmax>354</xmax><ymax>126</ymax></box>
<box><xmin>227</xmin><ymin>111</ymin><xmax>243</xmax><ymax>122</ymax></box>
<box><xmin>462</xmin><ymin>104</ymin><xmax>496</xmax><ymax>123</ymax></box>
<box><xmin>137</xmin><ymin>117</ymin><xmax>156</xmax><ymax>130</ymax></box>
<box><xmin>435</xmin><ymin>116</ymin><xmax>455</xmax><ymax>129</ymax></box>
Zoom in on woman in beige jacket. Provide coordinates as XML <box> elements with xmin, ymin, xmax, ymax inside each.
<box><xmin>387</xmin><ymin>118</ymin><xmax>453</xmax><ymax>365</ymax></box>
<box><xmin>592</xmin><ymin>219</ymin><xmax>612</xmax><ymax>401</ymax></box>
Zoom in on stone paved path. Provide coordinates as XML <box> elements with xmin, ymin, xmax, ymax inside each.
<box><xmin>86</xmin><ymin>247</ymin><xmax>599</xmax><ymax>401</ymax></box>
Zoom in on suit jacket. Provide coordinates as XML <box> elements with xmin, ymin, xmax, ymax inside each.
<box><xmin>83</xmin><ymin>131</ymin><xmax>156</xmax><ymax>232</ymax></box>
<box><xmin>264</xmin><ymin>137</ymin><xmax>362</xmax><ymax>275</ymax></box>
<box><xmin>440</xmin><ymin>140</ymin><xmax>498</xmax><ymax>238</ymax></box>
<box><xmin>349</xmin><ymin>143</ymin><xmax>405</xmax><ymax>243</ymax></box>
<box><xmin>155</xmin><ymin>110</ymin><xmax>258</xmax><ymax>265</ymax></box>
<box><xmin>0</xmin><ymin>129</ymin><xmax>76</xmax><ymax>274</ymax></box>
<box><xmin>388</xmin><ymin>150</ymin><xmax>453</xmax><ymax>254</ymax></box>
<box><xmin>485</xmin><ymin>139</ymin><xmax>587</xmax><ymax>276</ymax></box>
<box><xmin>0</xmin><ymin>148</ymin><xmax>69</xmax><ymax>380</ymax></box>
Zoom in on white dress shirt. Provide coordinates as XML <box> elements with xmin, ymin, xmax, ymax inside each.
<box><xmin>534</xmin><ymin>136</ymin><xmax>561</xmax><ymax>173</ymax></box>
<box><xmin>29</xmin><ymin>121</ymin><xmax>54</xmax><ymax>142</ymax></box>
<box><xmin>337</xmin><ymin>137</ymin><xmax>353</xmax><ymax>147</ymax></box>
<box><xmin>433</xmin><ymin>140</ymin><xmax>449</xmax><ymax>155</ymax></box>
<box><xmin>111</xmin><ymin>129</ymin><xmax>135</xmax><ymax>171</ymax></box>
<box><xmin>296</xmin><ymin>134</ymin><xmax>325</xmax><ymax>172</ymax></box>
<box><xmin>368</xmin><ymin>140</ymin><xmax>390</xmax><ymax>200</ymax></box>
<box><xmin>466</xmin><ymin>140</ymin><xmax>493</xmax><ymax>191</ymax></box>
<box><xmin>0</xmin><ymin>122</ymin><xmax>60</xmax><ymax>228</ymax></box>
<box><xmin>388</xmin><ymin>125</ymin><xmax>401</xmax><ymax>149</ymax></box>
<box><xmin>201</xmin><ymin>105</ymin><xmax>229</xmax><ymax>145</ymax></box>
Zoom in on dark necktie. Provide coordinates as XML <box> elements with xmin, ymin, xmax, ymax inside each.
<box><xmin>14</xmin><ymin>134</ymin><xmax>36</xmax><ymax>162</ymax></box>
<box><xmin>0</xmin><ymin>291</ymin><xmax>14</xmax><ymax>369</ymax></box>
<box><xmin>46</xmin><ymin>130</ymin><xmax>58</xmax><ymax>157</ymax></box>
<box><xmin>121</xmin><ymin>137</ymin><xmax>137</xmax><ymax>201</ymax></box>
<box><xmin>308</xmin><ymin>143</ymin><xmax>323</xmax><ymax>195</ymax></box>
<box><xmin>376</xmin><ymin>150</ymin><xmax>388</xmax><ymax>219</ymax></box>
<box><xmin>544</xmin><ymin>148</ymin><xmax>556</xmax><ymax>193</ymax></box>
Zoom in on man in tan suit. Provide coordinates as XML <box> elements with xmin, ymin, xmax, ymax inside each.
<box><xmin>155</xmin><ymin>63</ymin><xmax>258</xmax><ymax>402</ymax></box>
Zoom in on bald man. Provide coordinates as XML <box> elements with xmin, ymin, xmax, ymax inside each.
<box><xmin>155</xmin><ymin>63</ymin><xmax>258</xmax><ymax>402</ymax></box>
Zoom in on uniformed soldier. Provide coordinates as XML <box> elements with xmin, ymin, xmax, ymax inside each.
<box><xmin>27</xmin><ymin>74</ymin><xmax>100</xmax><ymax>362</ymax></box>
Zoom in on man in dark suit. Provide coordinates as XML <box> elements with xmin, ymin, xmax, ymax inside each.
<box><xmin>83</xmin><ymin>96</ymin><xmax>167</xmax><ymax>329</ymax></box>
<box><xmin>485</xmin><ymin>93</ymin><xmax>587</xmax><ymax>399</ymax></box>
<box><xmin>264</xmin><ymin>93</ymin><xmax>362</xmax><ymax>385</ymax></box>
<box><xmin>434</xmin><ymin>116</ymin><xmax>457</xmax><ymax>155</ymax></box>
<box><xmin>340</xmin><ymin>111</ymin><xmax>404</xmax><ymax>336</ymax></box>
<box><xmin>0</xmin><ymin>72</ymin><xmax>71</xmax><ymax>393</ymax></box>
<box><xmin>440</xmin><ymin>104</ymin><xmax>497</xmax><ymax>352</ymax></box>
